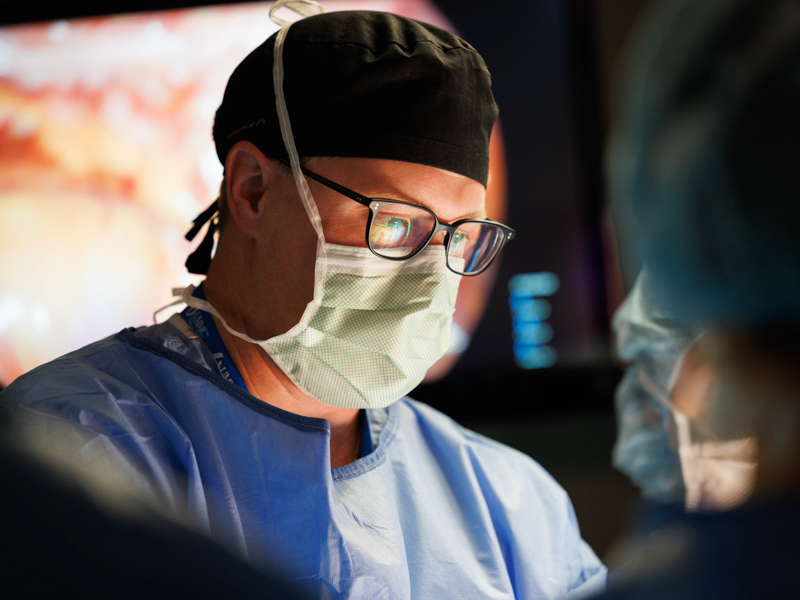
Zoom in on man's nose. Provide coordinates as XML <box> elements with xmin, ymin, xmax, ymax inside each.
<box><xmin>429</xmin><ymin>230</ymin><xmax>448</xmax><ymax>246</ymax></box>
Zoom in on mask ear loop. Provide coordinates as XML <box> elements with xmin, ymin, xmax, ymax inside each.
<box><xmin>269</xmin><ymin>2</ymin><xmax>328</xmax><ymax>341</ymax></box>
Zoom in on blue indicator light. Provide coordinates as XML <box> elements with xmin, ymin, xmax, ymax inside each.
<box><xmin>514</xmin><ymin>345</ymin><xmax>558</xmax><ymax>369</ymax></box>
<box><xmin>513</xmin><ymin>321</ymin><xmax>553</xmax><ymax>345</ymax></box>
<box><xmin>508</xmin><ymin>272</ymin><xmax>560</xmax><ymax>298</ymax></box>
<box><xmin>509</xmin><ymin>298</ymin><xmax>552</xmax><ymax>321</ymax></box>
<box><xmin>508</xmin><ymin>272</ymin><xmax>559</xmax><ymax>369</ymax></box>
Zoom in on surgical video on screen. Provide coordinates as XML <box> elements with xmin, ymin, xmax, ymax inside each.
<box><xmin>0</xmin><ymin>0</ymin><xmax>603</xmax><ymax>389</ymax></box>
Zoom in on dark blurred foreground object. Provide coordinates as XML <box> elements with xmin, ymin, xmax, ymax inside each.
<box><xmin>599</xmin><ymin>0</ymin><xmax>800</xmax><ymax>597</ymax></box>
<box><xmin>602</xmin><ymin>500</ymin><xmax>800</xmax><ymax>600</ymax></box>
<box><xmin>0</xmin><ymin>416</ymin><xmax>305</xmax><ymax>600</ymax></box>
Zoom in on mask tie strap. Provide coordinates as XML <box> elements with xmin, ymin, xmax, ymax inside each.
<box><xmin>269</xmin><ymin>0</ymin><xmax>324</xmax><ymax>27</ymax></box>
<box><xmin>269</xmin><ymin>1</ymin><xmax>328</xmax><ymax>341</ymax></box>
<box><xmin>170</xmin><ymin>285</ymin><xmax>270</xmax><ymax>345</ymax></box>
<box><xmin>180</xmin><ymin>1</ymin><xmax>323</xmax><ymax>279</ymax></box>
<box><xmin>152</xmin><ymin>287</ymin><xmax>193</xmax><ymax>324</ymax></box>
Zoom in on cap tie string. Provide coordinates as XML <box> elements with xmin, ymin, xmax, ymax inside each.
<box><xmin>184</xmin><ymin>201</ymin><xmax>218</xmax><ymax>275</ymax></box>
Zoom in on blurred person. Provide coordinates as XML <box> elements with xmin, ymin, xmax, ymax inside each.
<box><xmin>595</xmin><ymin>0</ymin><xmax>800</xmax><ymax>597</ymax></box>
<box><xmin>612</xmin><ymin>270</ymin><xmax>756</xmax><ymax>513</ymax></box>
<box><xmin>0</xmin><ymin>4</ymin><xmax>605</xmax><ymax>598</ymax></box>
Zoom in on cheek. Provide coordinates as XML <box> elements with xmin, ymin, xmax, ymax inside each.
<box><xmin>317</xmin><ymin>199</ymin><xmax>370</xmax><ymax>247</ymax></box>
<box><xmin>324</xmin><ymin>220</ymin><xmax>367</xmax><ymax>246</ymax></box>
<box><xmin>671</xmin><ymin>363</ymin><xmax>716</xmax><ymax>419</ymax></box>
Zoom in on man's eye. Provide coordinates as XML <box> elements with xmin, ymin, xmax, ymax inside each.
<box><xmin>451</xmin><ymin>230</ymin><xmax>466</xmax><ymax>249</ymax></box>
<box><xmin>371</xmin><ymin>216</ymin><xmax>411</xmax><ymax>247</ymax></box>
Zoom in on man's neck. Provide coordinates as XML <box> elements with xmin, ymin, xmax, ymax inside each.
<box><xmin>201</xmin><ymin>279</ymin><xmax>361</xmax><ymax>469</ymax></box>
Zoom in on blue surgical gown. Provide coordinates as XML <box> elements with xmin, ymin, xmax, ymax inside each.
<box><xmin>1</xmin><ymin>316</ymin><xmax>606</xmax><ymax>599</ymax></box>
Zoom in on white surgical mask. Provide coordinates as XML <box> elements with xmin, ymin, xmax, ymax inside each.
<box><xmin>180</xmin><ymin>246</ymin><xmax>460</xmax><ymax>409</ymax></box>
<box><xmin>672</xmin><ymin>411</ymin><xmax>757</xmax><ymax>512</ymax></box>
<box><xmin>175</xmin><ymin>3</ymin><xmax>462</xmax><ymax>409</ymax></box>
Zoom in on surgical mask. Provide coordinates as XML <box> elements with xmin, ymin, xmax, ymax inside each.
<box><xmin>176</xmin><ymin>2</ymin><xmax>462</xmax><ymax>409</ymax></box>
<box><xmin>672</xmin><ymin>411</ymin><xmax>757</xmax><ymax>512</ymax></box>
<box><xmin>612</xmin><ymin>271</ymin><xmax>692</xmax><ymax>504</ymax></box>
<box><xmin>637</xmin><ymin>369</ymin><xmax>757</xmax><ymax>512</ymax></box>
<box><xmin>180</xmin><ymin>245</ymin><xmax>460</xmax><ymax>409</ymax></box>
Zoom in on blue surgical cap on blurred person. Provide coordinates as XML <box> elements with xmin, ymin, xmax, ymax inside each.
<box><xmin>608</xmin><ymin>0</ymin><xmax>800</xmax><ymax>326</ymax></box>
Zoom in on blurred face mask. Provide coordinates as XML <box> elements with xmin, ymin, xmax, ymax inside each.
<box><xmin>671</xmin><ymin>411</ymin><xmax>757</xmax><ymax>512</ymax></box>
<box><xmin>612</xmin><ymin>272</ymin><xmax>690</xmax><ymax>504</ymax></box>
<box><xmin>613</xmin><ymin>272</ymin><xmax>757</xmax><ymax>510</ymax></box>
<box><xmin>637</xmin><ymin>370</ymin><xmax>757</xmax><ymax>512</ymax></box>
<box><xmin>179</xmin><ymin>4</ymin><xmax>461</xmax><ymax>409</ymax></box>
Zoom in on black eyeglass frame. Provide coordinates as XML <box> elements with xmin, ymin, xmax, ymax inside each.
<box><xmin>276</xmin><ymin>158</ymin><xmax>516</xmax><ymax>276</ymax></box>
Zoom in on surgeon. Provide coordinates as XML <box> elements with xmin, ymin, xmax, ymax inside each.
<box><xmin>593</xmin><ymin>0</ymin><xmax>800</xmax><ymax>596</ymax></box>
<box><xmin>0</xmin><ymin>4</ymin><xmax>606</xmax><ymax>598</ymax></box>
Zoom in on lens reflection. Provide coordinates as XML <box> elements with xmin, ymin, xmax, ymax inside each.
<box><xmin>448</xmin><ymin>222</ymin><xmax>505</xmax><ymax>274</ymax></box>
<box><xmin>368</xmin><ymin>201</ymin><xmax>507</xmax><ymax>274</ymax></box>
<box><xmin>369</xmin><ymin>203</ymin><xmax>435</xmax><ymax>258</ymax></box>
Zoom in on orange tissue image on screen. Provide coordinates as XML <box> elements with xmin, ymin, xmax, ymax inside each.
<box><xmin>0</xmin><ymin>0</ymin><xmax>506</xmax><ymax>387</ymax></box>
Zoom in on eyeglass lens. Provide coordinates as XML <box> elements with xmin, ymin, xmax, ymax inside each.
<box><xmin>368</xmin><ymin>202</ymin><xmax>434</xmax><ymax>258</ymax></box>
<box><xmin>368</xmin><ymin>202</ymin><xmax>505</xmax><ymax>275</ymax></box>
<box><xmin>448</xmin><ymin>221</ymin><xmax>506</xmax><ymax>274</ymax></box>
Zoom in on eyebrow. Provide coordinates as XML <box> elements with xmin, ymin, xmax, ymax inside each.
<box><xmin>368</xmin><ymin>192</ymin><xmax>489</xmax><ymax>223</ymax></box>
<box><xmin>462</xmin><ymin>207</ymin><xmax>489</xmax><ymax>221</ymax></box>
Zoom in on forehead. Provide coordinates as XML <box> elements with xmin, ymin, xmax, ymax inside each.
<box><xmin>308</xmin><ymin>157</ymin><xmax>487</xmax><ymax>222</ymax></box>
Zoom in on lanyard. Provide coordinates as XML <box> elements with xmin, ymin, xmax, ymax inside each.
<box><xmin>180</xmin><ymin>285</ymin><xmax>249</xmax><ymax>392</ymax></box>
<box><xmin>179</xmin><ymin>286</ymin><xmax>373</xmax><ymax>458</ymax></box>
<box><xmin>359</xmin><ymin>411</ymin><xmax>374</xmax><ymax>457</ymax></box>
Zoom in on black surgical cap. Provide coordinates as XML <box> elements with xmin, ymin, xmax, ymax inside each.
<box><xmin>213</xmin><ymin>10</ymin><xmax>498</xmax><ymax>187</ymax></box>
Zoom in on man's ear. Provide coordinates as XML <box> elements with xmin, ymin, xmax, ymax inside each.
<box><xmin>225</xmin><ymin>141</ymin><xmax>278</xmax><ymax>238</ymax></box>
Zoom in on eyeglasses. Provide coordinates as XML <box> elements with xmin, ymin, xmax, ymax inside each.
<box><xmin>279</xmin><ymin>159</ymin><xmax>516</xmax><ymax>276</ymax></box>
